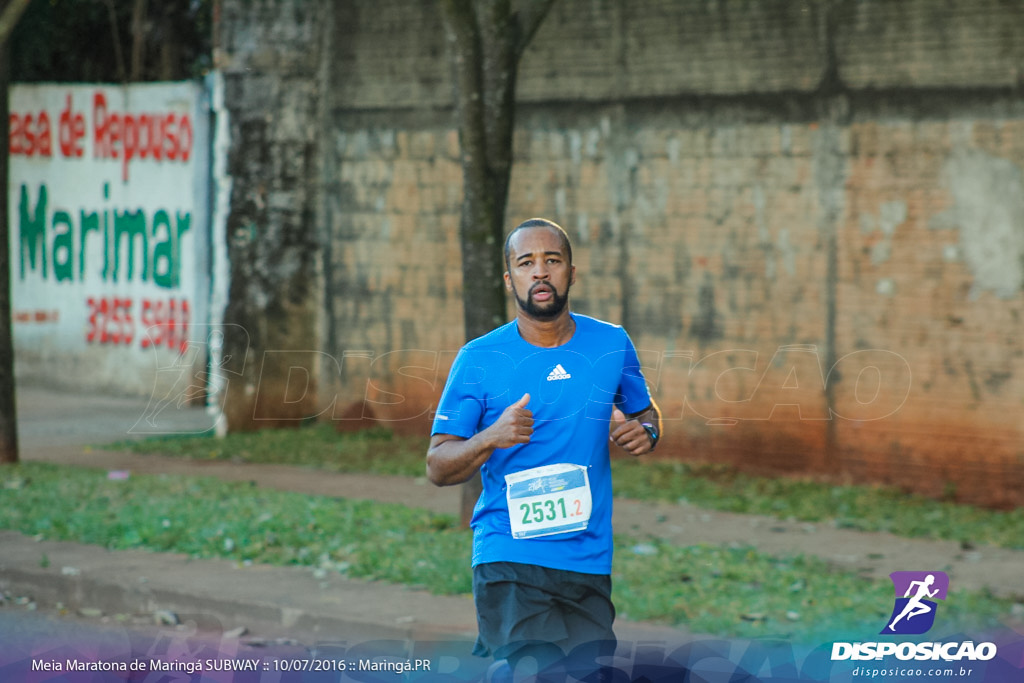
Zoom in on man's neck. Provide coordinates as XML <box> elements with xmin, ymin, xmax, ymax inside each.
<box><xmin>515</xmin><ymin>309</ymin><xmax>576</xmax><ymax>348</ymax></box>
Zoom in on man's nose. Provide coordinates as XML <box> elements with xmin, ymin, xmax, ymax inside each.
<box><xmin>531</xmin><ymin>262</ymin><xmax>549</xmax><ymax>279</ymax></box>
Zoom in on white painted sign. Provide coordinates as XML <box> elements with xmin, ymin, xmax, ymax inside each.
<box><xmin>9</xmin><ymin>82</ymin><xmax>210</xmax><ymax>396</ymax></box>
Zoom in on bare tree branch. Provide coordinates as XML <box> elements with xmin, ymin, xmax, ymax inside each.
<box><xmin>0</xmin><ymin>0</ymin><xmax>31</xmax><ymax>46</ymax></box>
<box><xmin>102</xmin><ymin>0</ymin><xmax>128</xmax><ymax>83</ymax></box>
<box><xmin>130</xmin><ymin>0</ymin><xmax>148</xmax><ymax>81</ymax></box>
<box><xmin>513</xmin><ymin>0</ymin><xmax>557</xmax><ymax>56</ymax></box>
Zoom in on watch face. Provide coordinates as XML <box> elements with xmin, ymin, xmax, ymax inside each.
<box><xmin>642</xmin><ymin>423</ymin><xmax>658</xmax><ymax>444</ymax></box>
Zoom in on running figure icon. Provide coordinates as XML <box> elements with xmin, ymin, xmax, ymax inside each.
<box><xmin>887</xmin><ymin>574</ymin><xmax>939</xmax><ymax>632</ymax></box>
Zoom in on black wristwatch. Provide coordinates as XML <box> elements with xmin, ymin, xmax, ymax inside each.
<box><xmin>641</xmin><ymin>422</ymin><xmax>659</xmax><ymax>450</ymax></box>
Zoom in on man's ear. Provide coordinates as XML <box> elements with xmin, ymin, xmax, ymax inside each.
<box><xmin>570</xmin><ymin>265</ymin><xmax>576</xmax><ymax>286</ymax></box>
<box><xmin>504</xmin><ymin>271</ymin><xmax>513</xmax><ymax>291</ymax></box>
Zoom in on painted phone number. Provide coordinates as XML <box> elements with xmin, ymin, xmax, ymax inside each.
<box><xmin>85</xmin><ymin>296</ymin><xmax>190</xmax><ymax>352</ymax></box>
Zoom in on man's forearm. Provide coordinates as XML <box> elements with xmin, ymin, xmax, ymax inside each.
<box><xmin>427</xmin><ymin>394</ymin><xmax>535</xmax><ymax>485</ymax></box>
<box><xmin>426</xmin><ymin>433</ymin><xmax>496</xmax><ymax>486</ymax></box>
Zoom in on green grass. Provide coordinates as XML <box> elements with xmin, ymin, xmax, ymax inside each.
<box><xmin>611</xmin><ymin>459</ymin><xmax>1024</xmax><ymax>550</ymax></box>
<box><xmin>108</xmin><ymin>426</ymin><xmax>1024</xmax><ymax>550</ymax></box>
<box><xmin>0</xmin><ymin>462</ymin><xmax>469</xmax><ymax>594</ymax></box>
<box><xmin>109</xmin><ymin>423</ymin><xmax>429</xmax><ymax>477</ymax></box>
<box><xmin>612</xmin><ymin>538</ymin><xmax>1010</xmax><ymax>641</ymax></box>
<box><xmin>1</xmin><ymin>463</ymin><xmax>1014</xmax><ymax>640</ymax></box>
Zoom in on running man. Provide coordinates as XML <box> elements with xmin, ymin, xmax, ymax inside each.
<box><xmin>427</xmin><ymin>218</ymin><xmax>662</xmax><ymax>677</ymax></box>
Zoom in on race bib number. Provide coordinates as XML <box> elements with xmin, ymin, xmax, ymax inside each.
<box><xmin>505</xmin><ymin>463</ymin><xmax>592</xmax><ymax>539</ymax></box>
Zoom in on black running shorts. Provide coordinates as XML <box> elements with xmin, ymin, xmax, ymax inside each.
<box><xmin>471</xmin><ymin>561</ymin><xmax>617</xmax><ymax>666</ymax></box>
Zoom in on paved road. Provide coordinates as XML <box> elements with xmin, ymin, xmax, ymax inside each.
<box><xmin>15</xmin><ymin>384</ymin><xmax>216</xmax><ymax>450</ymax></box>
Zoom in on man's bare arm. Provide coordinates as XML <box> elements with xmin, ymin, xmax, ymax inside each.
<box><xmin>610</xmin><ymin>399</ymin><xmax>662</xmax><ymax>456</ymax></box>
<box><xmin>426</xmin><ymin>393</ymin><xmax>533</xmax><ymax>486</ymax></box>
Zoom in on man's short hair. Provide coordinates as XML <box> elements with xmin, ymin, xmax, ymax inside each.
<box><xmin>503</xmin><ymin>218</ymin><xmax>573</xmax><ymax>271</ymax></box>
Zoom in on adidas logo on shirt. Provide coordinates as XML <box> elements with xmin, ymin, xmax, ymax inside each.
<box><xmin>546</xmin><ymin>364</ymin><xmax>572</xmax><ymax>381</ymax></box>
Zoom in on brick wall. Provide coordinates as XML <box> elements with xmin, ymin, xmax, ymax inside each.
<box><xmin>221</xmin><ymin>0</ymin><xmax>1024</xmax><ymax>506</ymax></box>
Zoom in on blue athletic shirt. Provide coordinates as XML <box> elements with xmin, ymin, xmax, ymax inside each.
<box><xmin>431</xmin><ymin>313</ymin><xmax>652</xmax><ymax>575</ymax></box>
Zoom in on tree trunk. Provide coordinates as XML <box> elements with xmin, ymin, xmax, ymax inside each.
<box><xmin>0</xmin><ymin>1</ymin><xmax>28</xmax><ymax>464</ymax></box>
<box><xmin>440</xmin><ymin>0</ymin><xmax>556</xmax><ymax>526</ymax></box>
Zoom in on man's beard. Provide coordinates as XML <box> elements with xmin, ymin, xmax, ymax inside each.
<box><xmin>513</xmin><ymin>280</ymin><xmax>571</xmax><ymax>320</ymax></box>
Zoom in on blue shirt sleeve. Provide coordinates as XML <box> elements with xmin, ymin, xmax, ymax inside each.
<box><xmin>431</xmin><ymin>348</ymin><xmax>485</xmax><ymax>439</ymax></box>
<box><xmin>616</xmin><ymin>331</ymin><xmax>653</xmax><ymax>415</ymax></box>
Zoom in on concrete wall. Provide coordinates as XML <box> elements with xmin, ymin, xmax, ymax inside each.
<box><xmin>218</xmin><ymin>0</ymin><xmax>1024</xmax><ymax>507</ymax></box>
